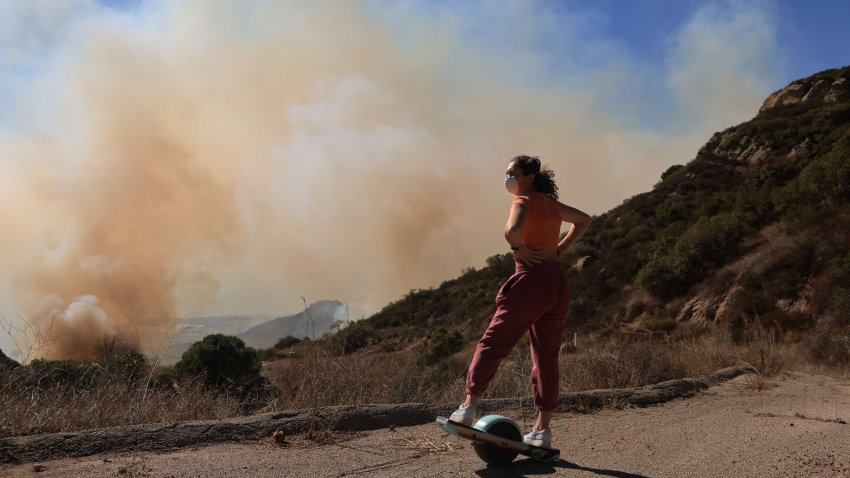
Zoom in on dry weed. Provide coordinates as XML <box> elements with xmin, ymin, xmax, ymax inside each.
<box><xmin>1</xmin><ymin>319</ymin><xmax>837</xmax><ymax>438</ymax></box>
<box><xmin>394</xmin><ymin>434</ymin><xmax>463</xmax><ymax>455</ymax></box>
<box><xmin>0</xmin><ymin>371</ymin><xmax>242</xmax><ymax>437</ymax></box>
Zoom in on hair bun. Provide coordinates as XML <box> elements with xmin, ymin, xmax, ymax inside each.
<box><xmin>532</xmin><ymin>156</ymin><xmax>541</xmax><ymax>172</ymax></box>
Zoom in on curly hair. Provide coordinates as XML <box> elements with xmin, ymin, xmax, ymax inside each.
<box><xmin>511</xmin><ymin>155</ymin><xmax>559</xmax><ymax>200</ymax></box>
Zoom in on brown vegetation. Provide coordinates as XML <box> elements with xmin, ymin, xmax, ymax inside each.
<box><xmin>3</xmin><ymin>321</ymin><xmax>846</xmax><ymax>439</ymax></box>
<box><xmin>0</xmin><ymin>353</ymin><xmax>242</xmax><ymax>438</ymax></box>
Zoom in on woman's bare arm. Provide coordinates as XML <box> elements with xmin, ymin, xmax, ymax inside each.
<box><xmin>504</xmin><ymin>203</ymin><xmax>544</xmax><ymax>265</ymax></box>
<box><xmin>556</xmin><ymin>202</ymin><xmax>592</xmax><ymax>256</ymax></box>
<box><xmin>504</xmin><ymin>203</ymin><xmax>527</xmax><ymax>248</ymax></box>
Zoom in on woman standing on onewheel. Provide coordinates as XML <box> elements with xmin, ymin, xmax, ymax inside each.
<box><xmin>450</xmin><ymin>155</ymin><xmax>592</xmax><ymax>448</ymax></box>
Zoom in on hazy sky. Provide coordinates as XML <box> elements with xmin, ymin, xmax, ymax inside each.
<box><xmin>0</xmin><ymin>0</ymin><xmax>848</xmax><ymax>359</ymax></box>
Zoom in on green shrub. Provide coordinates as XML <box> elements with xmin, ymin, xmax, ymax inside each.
<box><xmin>332</xmin><ymin>321</ymin><xmax>377</xmax><ymax>355</ymax></box>
<box><xmin>274</xmin><ymin>336</ymin><xmax>301</xmax><ymax>350</ymax></box>
<box><xmin>675</xmin><ymin>212</ymin><xmax>748</xmax><ymax>266</ymax></box>
<box><xmin>831</xmin><ymin>252</ymin><xmax>850</xmax><ymax>279</ymax></box>
<box><xmin>611</xmin><ymin>224</ymin><xmax>652</xmax><ymax>251</ymax></box>
<box><xmin>797</xmin><ymin>132</ymin><xmax>850</xmax><ymax>204</ymax></box>
<box><xmin>660</xmin><ymin>164</ymin><xmax>685</xmax><ymax>181</ymax></box>
<box><xmin>22</xmin><ymin>359</ymin><xmax>98</xmax><ymax>389</ymax></box>
<box><xmin>638</xmin><ymin>212</ymin><xmax>748</xmax><ymax>299</ymax></box>
<box><xmin>419</xmin><ymin>327</ymin><xmax>464</xmax><ymax>366</ymax></box>
<box><xmin>96</xmin><ymin>348</ymin><xmax>148</xmax><ymax>384</ymax></box>
<box><xmin>832</xmin><ymin>287</ymin><xmax>850</xmax><ymax>321</ymax></box>
<box><xmin>636</xmin><ymin>253</ymin><xmax>695</xmax><ymax>299</ymax></box>
<box><xmin>485</xmin><ymin>253</ymin><xmax>515</xmax><ymax>274</ymax></box>
<box><xmin>640</xmin><ymin>308</ymin><xmax>676</xmax><ymax>333</ymax></box>
<box><xmin>173</xmin><ymin>334</ymin><xmax>261</xmax><ymax>391</ymax></box>
<box><xmin>655</xmin><ymin>199</ymin><xmax>686</xmax><ymax>223</ymax></box>
<box><xmin>256</xmin><ymin>335</ymin><xmax>304</xmax><ymax>361</ymax></box>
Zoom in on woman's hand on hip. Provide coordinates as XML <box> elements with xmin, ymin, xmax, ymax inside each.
<box><xmin>512</xmin><ymin>245</ymin><xmax>544</xmax><ymax>266</ymax></box>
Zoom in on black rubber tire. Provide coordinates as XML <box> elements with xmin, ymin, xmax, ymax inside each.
<box><xmin>472</xmin><ymin>421</ymin><xmax>522</xmax><ymax>466</ymax></box>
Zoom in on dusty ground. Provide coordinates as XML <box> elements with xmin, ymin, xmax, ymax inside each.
<box><xmin>3</xmin><ymin>371</ymin><xmax>848</xmax><ymax>477</ymax></box>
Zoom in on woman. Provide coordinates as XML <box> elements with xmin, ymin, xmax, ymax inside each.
<box><xmin>449</xmin><ymin>155</ymin><xmax>592</xmax><ymax>448</ymax></box>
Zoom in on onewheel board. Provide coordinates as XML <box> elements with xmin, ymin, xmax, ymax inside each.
<box><xmin>436</xmin><ymin>416</ymin><xmax>560</xmax><ymax>465</ymax></box>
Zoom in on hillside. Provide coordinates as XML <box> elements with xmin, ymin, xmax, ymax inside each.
<box><xmin>238</xmin><ymin>300</ymin><xmax>347</xmax><ymax>349</ymax></box>
<box><xmin>349</xmin><ymin>66</ymin><xmax>850</xmax><ymax>351</ymax></box>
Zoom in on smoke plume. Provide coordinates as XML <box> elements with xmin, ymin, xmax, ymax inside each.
<box><xmin>0</xmin><ymin>1</ymin><xmax>778</xmax><ymax>360</ymax></box>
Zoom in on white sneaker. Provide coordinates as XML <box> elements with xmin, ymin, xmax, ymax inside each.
<box><xmin>523</xmin><ymin>427</ymin><xmax>552</xmax><ymax>448</ymax></box>
<box><xmin>449</xmin><ymin>403</ymin><xmax>476</xmax><ymax>426</ymax></box>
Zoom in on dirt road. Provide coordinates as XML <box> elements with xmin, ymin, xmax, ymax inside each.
<box><xmin>3</xmin><ymin>372</ymin><xmax>848</xmax><ymax>477</ymax></box>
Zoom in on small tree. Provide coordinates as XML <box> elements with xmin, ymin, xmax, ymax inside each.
<box><xmin>173</xmin><ymin>334</ymin><xmax>261</xmax><ymax>391</ymax></box>
<box><xmin>675</xmin><ymin>213</ymin><xmax>748</xmax><ymax>266</ymax></box>
<box><xmin>332</xmin><ymin>321</ymin><xmax>376</xmax><ymax>355</ymax></box>
<box><xmin>274</xmin><ymin>336</ymin><xmax>302</xmax><ymax>350</ymax></box>
<box><xmin>419</xmin><ymin>327</ymin><xmax>464</xmax><ymax>366</ymax></box>
<box><xmin>636</xmin><ymin>253</ymin><xmax>695</xmax><ymax>300</ymax></box>
<box><xmin>24</xmin><ymin>359</ymin><xmax>98</xmax><ymax>389</ymax></box>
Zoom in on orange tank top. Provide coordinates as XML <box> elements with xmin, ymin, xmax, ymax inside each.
<box><xmin>512</xmin><ymin>192</ymin><xmax>562</xmax><ymax>249</ymax></box>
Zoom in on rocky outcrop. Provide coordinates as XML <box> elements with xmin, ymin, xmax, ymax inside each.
<box><xmin>0</xmin><ymin>366</ymin><xmax>754</xmax><ymax>464</ymax></box>
<box><xmin>761</xmin><ymin>82</ymin><xmax>808</xmax><ymax>111</ymax></box>
<box><xmin>801</xmin><ymin>79</ymin><xmax>831</xmax><ymax>103</ymax></box>
<box><xmin>573</xmin><ymin>255</ymin><xmax>592</xmax><ymax>272</ymax></box>
<box><xmin>786</xmin><ymin>137</ymin><xmax>813</xmax><ymax>162</ymax></box>
<box><xmin>702</xmin><ymin>133</ymin><xmax>771</xmax><ymax>166</ymax></box>
<box><xmin>761</xmin><ymin>74</ymin><xmax>850</xmax><ymax>112</ymax></box>
<box><xmin>676</xmin><ymin>285</ymin><xmax>745</xmax><ymax>324</ymax></box>
<box><xmin>704</xmin><ymin>72</ymin><xmax>848</xmax><ymax>166</ymax></box>
<box><xmin>824</xmin><ymin>77</ymin><xmax>849</xmax><ymax>103</ymax></box>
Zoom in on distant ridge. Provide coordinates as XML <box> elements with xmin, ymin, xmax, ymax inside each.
<box><xmin>238</xmin><ymin>300</ymin><xmax>348</xmax><ymax>349</ymax></box>
<box><xmin>160</xmin><ymin>300</ymin><xmax>348</xmax><ymax>362</ymax></box>
<box><xmin>0</xmin><ymin>348</ymin><xmax>20</xmax><ymax>369</ymax></box>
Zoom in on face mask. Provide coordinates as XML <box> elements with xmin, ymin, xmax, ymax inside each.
<box><xmin>504</xmin><ymin>175</ymin><xmax>519</xmax><ymax>194</ymax></box>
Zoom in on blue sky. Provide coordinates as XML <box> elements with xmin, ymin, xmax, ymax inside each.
<box><xmin>601</xmin><ymin>0</ymin><xmax>849</xmax><ymax>86</ymax></box>
<box><xmin>538</xmin><ymin>0</ymin><xmax>848</xmax><ymax>87</ymax></box>
<box><xmin>1</xmin><ymin>0</ymin><xmax>849</xmax><ymax>358</ymax></box>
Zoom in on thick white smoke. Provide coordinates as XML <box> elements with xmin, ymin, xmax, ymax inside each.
<box><xmin>0</xmin><ymin>1</ymin><xmax>779</xmax><ymax>359</ymax></box>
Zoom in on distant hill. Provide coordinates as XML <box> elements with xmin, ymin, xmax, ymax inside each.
<box><xmin>160</xmin><ymin>314</ymin><xmax>274</xmax><ymax>363</ymax></box>
<box><xmin>0</xmin><ymin>348</ymin><xmax>20</xmax><ymax>369</ymax></box>
<box><xmin>238</xmin><ymin>300</ymin><xmax>348</xmax><ymax>349</ymax></box>
<box><xmin>349</xmin><ymin>65</ymin><xmax>850</xmax><ymax>351</ymax></box>
<box><xmin>178</xmin><ymin>315</ymin><xmax>275</xmax><ymax>345</ymax></box>
<box><xmin>160</xmin><ymin>300</ymin><xmax>348</xmax><ymax>363</ymax></box>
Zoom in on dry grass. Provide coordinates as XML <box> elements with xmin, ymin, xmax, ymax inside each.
<box><xmin>0</xmin><ymin>367</ymin><xmax>242</xmax><ymax>438</ymax></box>
<box><xmin>393</xmin><ymin>434</ymin><xmax>464</xmax><ymax>455</ymax></box>
<box><xmin>261</xmin><ymin>322</ymin><xmax>806</xmax><ymax>413</ymax></box>
<box><xmin>263</xmin><ymin>350</ymin><xmax>468</xmax><ymax>409</ymax></box>
<box><xmin>2</xmin><ymin>322</ymin><xmax>844</xmax><ymax>439</ymax></box>
<box><xmin>495</xmin><ymin>323</ymin><xmax>794</xmax><ymax>393</ymax></box>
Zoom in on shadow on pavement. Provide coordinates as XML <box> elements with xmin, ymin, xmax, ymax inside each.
<box><xmin>474</xmin><ymin>458</ymin><xmax>651</xmax><ymax>478</ymax></box>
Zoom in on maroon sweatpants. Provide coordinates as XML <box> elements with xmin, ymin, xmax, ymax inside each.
<box><xmin>466</xmin><ymin>259</ymin><xmax>570</xmax><ymax>411</ymax></box>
